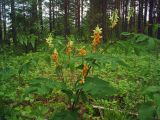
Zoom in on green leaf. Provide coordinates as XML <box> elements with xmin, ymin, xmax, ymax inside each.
<box><xmin>52</xmin><ymin>110</ymin><xmax>78</xmax><ymax>120</ymax></box>
<box><xmin>62</xmin><ymin>89</ymin><xmax>73</xmax><ymax>100</ymax></box>
<box><xmin>143</xmin><ymin>86</ymin><xmax>160</xmax><ymax>95</ymax></box>
<box><xmin>0</xmin><ymin>67</ymin><xmax>17</xmax><ymax>80</ymax></box>
<box><xmin>82</xmin><ymin>76</ymin><xmax>117</xmax><ymax>98</ymax></box>
<box><xmin>120</xmin><ymin>32</ymin><xmax>132</xmax><ymax>36</ymax></box>
<box><xmin>138</xmin><ymin>102</ymin><xmax>155</xmax><ymax>120</ymax></box>
<box><xmin>25</xmin><ymin>78</ymin><xmax>62</xmax><ymax>95</ymax></box>
<box><xmin>44</xmin><ymin>54</ymin><xmax>51</xmax><ymax>66</ymax></box>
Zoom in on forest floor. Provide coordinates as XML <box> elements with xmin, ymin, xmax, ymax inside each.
<box><xmin>0</xmin><ymin>39</ymin><xmax>160</xmax><ymax>120</ymax></box>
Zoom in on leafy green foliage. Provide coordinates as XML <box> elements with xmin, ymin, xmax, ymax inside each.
<box><xmin>83</xmin><ymin>76</ymin><xmax>117</xmax><ymax>98</ymax></box>
<box><xmin>24</xmin><ymin>78</ymin><xmax>61</xmax><ymax>95</ymax></box>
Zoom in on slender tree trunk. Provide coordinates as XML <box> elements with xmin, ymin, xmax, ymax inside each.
<box><xmin>11</xmin><ymin>0</ymin><xmax>17</xmax><ymax>45</ymax></box>
<box><xmin>130</xmin><ymin>0</ymin><xmax>134</xmax><ymax>32</ymax></box>
<box><xmin>124</xmin><ymin>0</ymin><xmax>129</xmax><ymax>31</ymax></box>
<box><xmin>75</xmin><ymin>0</ymin><xmax>80</xmax><ymax>33</ymax></box>
<box><xmin>38</xmin><ymin>0</ymin><xmax>43</xmax><ymax>34</ymax></box>
<box><xmin>52</xmin><ymin>0</ymin><xmax>55</xmax><ymax>30</ymax></box>
<box><xmin>49</xmin><ymin>0</ymin><xmax>52</xmax><ymax>32</ymax></box>
<box><xmin>133</xmin><ymin>0</ymin><xmax>136</xmax><ymax>32</ymax></box>
<box><xmin>2</xmin><ymin>0</ymin><xmax>6</xmax><ymax>44</ymax></box>
<box><xmin>148</xmin><ymin>0</ymin><xmax>154</xmax><ymax>36</ymax></box>
<box><xmin>0</xmin><ymin>0</ymin><xmax>2</xmax><ymax>45</ymax></box>
<box><xmin>122</xmin><ymin>0</ymin><xmax>125</xmax><ymax>31</ymax></box>
<box><xmin>101</xmin><ymin>0</ymin><xmax>107</xmax><ymax>42</ymax></box>
<box><xmin>144</xmin><ymin>0</ymin><xmax>148</xmax><ymax>31</ymax></box>
<box><xmin>157</xmin><ymin>0</ymin><xmax>160</xmax><ymax>39</ymax></box>
<box><xmin>138</xmin><ymin>0</ymin><xmax>144</xmax><ymax>33</ymax></box>
<box><xmin>23</xmin><ymin>2</ymin><xmax>26</xmax><ymax>32</ymax></box>
<box><xmin>64</xmin><ymin>0</ymin><xmax>69</xmax><ymax>40</ymax></box>
<box><xmin>115</xmin><ymin>0</ymin><xmax>121</xmax><ymax>38</ymax></box>
<box><xmin>81</xmin><ymin>0</ymin><xmax>84</xmax><ymax>24</ymax></box>
<box><xmin>31</xmin><ymin>1</ymin><xmax>38</xmax><ymax>51</ymax></box>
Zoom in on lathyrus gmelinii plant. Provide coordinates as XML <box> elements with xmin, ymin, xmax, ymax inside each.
<box><xmin>46</xmin><ymin>26</ymin><xmax>117</xmax><ymax>119</ymax></box>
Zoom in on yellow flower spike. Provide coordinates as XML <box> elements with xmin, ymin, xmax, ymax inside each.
<box><xmin>66</xmin><ymin>40</ymin><xmax>73</xmax><ymax>55</ymax></box>
<box><xmin>93</xmin><ymin>25</ymin><xmax>102</xmax><ymax>35</ymax></box>
<box><xmin>52</xmin><ymin>48</ymin><xmax>59</xmax><ymax>65</ymax></box>
<box><xmin>67</xmin><ymin>40</ymin><xmax>73</xmax><ymax>47</ymax></box>
<box><xmin>79</xmin><ymin>77</ymin><xmax>85</xmax><ymax>84</ymax></box>
<box><xmin>82</xmin><ymin>64</ymin><xmax>89</xmax><ymax>78</ymax></box>
<box><xmin>91</xmin><ymin>25</ymin><xmax>103</xmax><ymax>52</ymax></box>
<box><xmin>46</xmin><ymin>33</ymin><xmax>53</xmax><ymax>48</ymax></box>
<box><xmin>78</xmin><ymin>47</ymin><xmax>87</xmax><ymax>56</ymax></box>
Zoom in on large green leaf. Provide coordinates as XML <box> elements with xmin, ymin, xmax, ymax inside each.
<box><xmin>82</xmin><ymin>76</ymin><xmax>117</xmax><ymax>98</ymax></box>
<box><xmin>143</xmin><ymin>86</ymin><xmax>160</xmax><ymax>95</ymax></box>
<box><xmin>25</xmin><ymin>78</ymin><xmax>62</xmax><ymax>95</ymax></box>
<box><xmin>85</xmin><ymin>53</ymin><xmax>128</xmax><ymax>68</ymax></box>
<box><xmin>52</xmin><ymin>110</ymin><xmax>78</xmax><ymax>120</ymax></box>
<box><xmin>138</xmin><ymin>102</ymin><xmax>156</xmax><ymax>120</ymax></box>
<box><xmin>0</xmin><ymin>67</ymin><xmax>17</xmax><ymax>80</ymax></box>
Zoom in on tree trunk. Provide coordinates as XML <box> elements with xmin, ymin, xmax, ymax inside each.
<box><xmin>52</xmin><ymin>0</ymin><xmax>55</xmax><ymax>30</ymax></box>
<box><xmin>138</xmin><ymin>0</ymin><xmax>144</xmax><ymax>33</ymax></box>
<box><xmin>0</xmin><ymin>0</ymin><xmax>2</xmax><ymax>45</ymax></box>
<box><xmin>49</xmin><ymin>0</ymin><xmax>52</xmax><ymax>32</ymax></box>
<box><xmin>38</xmin><ymin>0</ymin><xmax>43</xmax><ymax>34</ymax></box>
<box><xmin>81</xmin><ymin>0</ymin><xmax>84</xmax><ymax>24</ymax></box>
<box><xmin>157</xmin><ymin>0</ymin><xmax>160</xmax><ymax>39</ymax></box>
<box><xmin>122</xmin><ymin>0</ymin><xmax>125</xmax><ymax>31</ymax></box>
<box><xmin>148</xmin><ymin>0</ymin><xmax>154</xmax><ymax>36</ymax></box>
<box><xmin>101</xmin><ymin>0</ymin><xmax>107</xmax><ymax>42</ymax></box>
<box><xmin>124</xmin><ymin>0</ymin><xmax>129</xmax><ymax>31</ymax></box>
<box><xmin>2</xmin><ymin>0</ymin><xmax>6</xmax><ymax>44</ymax></box>
<box><xmin>144</xmin><ymin>0</ymin><xmax>148</xmax><ymax>31</ymax></box>
<box><xmin>64</xmin><ymin>0</ymin><xmax>69</xmax><ymax>41</ymax></box>
<box><xmin>11</xmin><ymin>0</ymin><xmax>17</xmax><ymax>45</ymax></box>
<box><xmin>115</xmin><ymin>0</ymin><xmax>121</xmax><ymax>38</ymax></box>
<box><xmin>75</xmin><ymin>0</ymin><xmax>80</xmax><ymax>33</ymax></box>
<box><xmin>31</xmin><ymin>1</ymin><xmax>38</xmax><ymax>51</ymax></box>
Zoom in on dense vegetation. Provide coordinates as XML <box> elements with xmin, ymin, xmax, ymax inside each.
<box><xmin>0</xmin><ymin>0</ymin><xmax>160</xmax><ymax>120</ymax></box>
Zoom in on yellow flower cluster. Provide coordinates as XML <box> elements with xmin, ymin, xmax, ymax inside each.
<box><xmin>78</xmin><ymin>47</ymin><xmax>87</xmax><ymax>56</ymax></box>
<box><xmin>52</xmin><ymin>48</ymin><xmax>59</xmax><ymax>66</ymax></box>
<box><xmin>66</xmin><ymin>40</ymin><xmax>73</xmax><ymax>55</ymax></box>
<box><xmin>46</xmin><ymin>34</ymin><xmax>53</xmax><ymax>48</ymax></box>
<box><xmin>79</xmin><ymin>64</ymin><xmax>89</xmax><ymax>84</ymax></box>
<box><xmin>109</xmin><ymin>9</ymin><xmax>119</xmax><ymax>29</ymax></box>
<box><xmin>91</xmin><ymin>25</ymin><xmax>102</xmax><ymax>52</ymax></box>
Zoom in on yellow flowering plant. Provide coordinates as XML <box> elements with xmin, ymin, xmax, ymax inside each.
<box><xmin>109</xmin><ymin>9</ymin><xmax>119</xmax><ymax>29</ymax></box>
<box><xmin>19</xmin><ymin>24</ymin><xmax>129</xmax><ymax>119</ymax></box>
<box><xmin>46</xmin><ymin>33</ymin><xmax>54</xmax><ymax>48</ymax></box>
<box><xmin>91</xmin><ymin>25</ymin><xmax>103</xmax><ymax>52</ymax></box>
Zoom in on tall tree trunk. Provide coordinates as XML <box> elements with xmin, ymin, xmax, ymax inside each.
<box><xmin>38</xmin><ymin>0</ymin><xmax>43</xmax><ymax>34</ymax></box>
<box><xmin>81</xmin><ymin>0</ymin><xmax>84</xmax><ymax>25</ymax></box>
<box><xmin>75</xmin><ymin>0</ymin><xmax>80</xmax><ymax>33</ymax></box>
<box><xmin>148</xmin><ymin>0</ymin><xmax>154</xmax><ymax>36</ymax></box>
<box><xmin>31</xmin><ymin>1</ymin><xmax>38</xmax><ymax>51</ymax></box>
<box><xmin>157</xmin><ymin>0</ymin><xmax>160</xmax><ymax>39</ymax></box>
<box><xmin>115</xmin><ymin>0</ymin><xmax>121</xmax><ymax>38</ymax></box>
<box><xmin>144</xmin><ymin>0</ymin><xmax>148</xmax><ymax>31</ymax></box>
<box><xmin>2</xmin><ymin>0</ymin><xmax>6</xmax><ymax>44</ymax></box>
<box><xmin>23</xmin><ymin>2</ymin><xmax>26</xmax><ymax>32</ymax></box>
<box><xmin>64</xmin><ymin>0</ymin><xmax>69</xmax><ymax>40</ymax></box>
<box><xmin>124</xmin><ymin>0</ymin><xmax>129</xmax><ymax>31</ymax></box>
<box><xmin>0</xmin><ymin>0</ymin><xmax>2</xmax><ymax>45</ymax></box>
<box><xmin>52</xmin><ymin>0</ymin><xmax>55</xmax><ymax>30</ymax></box>
<box><xmin>122</xmin><ymin>0</ymin><xmax>125</xmax><ymax>31</ymax></box>
<box><xmin>49</xmin><ymin>0</ymin><xmax>52</xmax><ymax>32</ymax></box>
<box><xmin>138</xmin><ymin>0</ymin><xmax>144</xmax><ymax>33</ymax></box>
<box><xmin>101</xmin><ymin>0</ymin><xmax>107</xmax><ymax>42</ymax></box>
<box><xmin>11</xmin><ymin>0</ymin><xmax>17</xmax><ymax>45</ymax></box>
